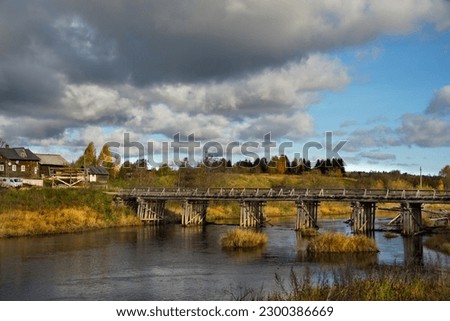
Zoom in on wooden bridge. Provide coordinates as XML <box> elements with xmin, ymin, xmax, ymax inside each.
<box><xmin>114</xmin><ymin>188</ymin><xmax>450</xmax><ymax>235</ymax></box>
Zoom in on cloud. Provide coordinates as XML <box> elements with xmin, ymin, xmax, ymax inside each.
<box><xmin>346</xmin><ymin>125</ymin><xmax>400</xmax><ymax>151</ymax></box>
<box><xmin>2</xmin><ymin>0</ymin><xmax>449</xmax><ymax>87</ymax></box>
<box><xmin>426</xmin><ymin>85</ymin><xmax>450</xmax><ymax>116</ymax></box>
<box><xmin>398</xmin><ymin>113</ymin><xmax>450</xmax><ymax>147</ymax></box>
<box><xmin>150</xmin><ymin>54</ymin><xmax>350</xmax><ymax>118</ymax></box>
<box><xmin>360</xmin><ymin>151</ymin><xmax>396</xmax><ymax>161</ymax></box>
<box><xmin>1</xmin><ymin>0</ymin><xmax>450</xmax><ymax>162</ymax></box>
<box><xmin>355</xmin><ymin>46</ymin><xmax>384</xmax><ymax>61</ymax></box>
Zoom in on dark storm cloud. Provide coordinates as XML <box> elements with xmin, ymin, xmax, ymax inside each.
<box><xmin>2</xmin><ymin>0</ymin><xmax>450</xmax><ymax>93</ymax></box>
<box><xmin>3</xmin><ymin>0</ymin><xmax>445</xmax><ymax>89</ymax></box>
<box><xmin>0</xmin><ymin>58</ymin><xmax>62</xmax><ymax>116</ymax></box>
<box><xmin>1</xmin><ymin>0</ymin><xmax>450</xmax><ymax>155</ymax></box>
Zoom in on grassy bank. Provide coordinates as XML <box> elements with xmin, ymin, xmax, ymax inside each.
<box><xmin>0</xmin><ymin>188</ymin><xmax>141</xmax><ymax>238</ymax></box>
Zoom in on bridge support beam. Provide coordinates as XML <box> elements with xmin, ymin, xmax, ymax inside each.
<box><xmin>137</xmin><ymin>198</ymin><xmax>166</xmax><ymax>224</ymax></box>
<box><xmin>182</xmin><ymin>200</ymin><xmax>208</xmax><ymax>226</ymax></box>
<box><xmin>240</xmin><ymin>201</ymin><xmax>266</xmax><ymax>228</ymax></box>
<box><xmin>351</xmin><ymin>202</ymin><xmax>376</xmax><ymax>234</ymax></box>
<box><xmin>401</xmin><ymin>202</ymin><xmax>422</xmax><ymax>236</ymax></box>
<box><xmin>295</xmin><ymin>201</ymin><xmax>320</xmax><ymax>231</ymax></box>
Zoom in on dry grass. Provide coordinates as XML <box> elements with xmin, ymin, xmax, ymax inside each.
<box><xmin>0</xmin><ymin>207</ymin><xmax>141</xmax><ymax>238</ymax></box>
<box><xmin>318</xmin><ymin>202</ymin><xmax>350</xmax><ymax>218</ymax></box>
<box><xmin>265</xmin><ymin>264</ymin><xmax>450</xmax><ymax>301</ymax></box>
<box><xmin>0</xmin><ymin>188</ymin><xmax>143</xmax><ymax>238</ymax></box>
<box><xmin>221</xmin><ymin>228</ymin><xmax>268</xmax><ymax>249</ymax></box>
<box><xmin>307</xmin><ymin>233</ymin><xmax>379</xmax><ymax>253</ymax></box>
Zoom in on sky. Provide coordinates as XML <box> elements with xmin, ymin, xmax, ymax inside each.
<box><xmin>0</xmin><ymin>0</ymin><xmax>450</xmax><ymax>175</ymax></box>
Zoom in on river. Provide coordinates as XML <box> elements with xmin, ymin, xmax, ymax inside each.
<box><xmin>0</xmin><ymin>218</ymin><xmax>448</xmax><ymax>300</ymax></box>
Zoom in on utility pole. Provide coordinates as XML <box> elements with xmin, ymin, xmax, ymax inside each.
<box><xmin>419</xmin><ymin>166</ymin><xmax>422</xmax><ymax>189</ymax></box>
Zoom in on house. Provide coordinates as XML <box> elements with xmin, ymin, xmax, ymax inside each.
<box><xmin>88</xmin><ymin>166</ymin><xmax>110</xmax><ymax>185</ymax></box>
<box><xmin>0</xmin><ymin>147</ymin><xmax>41</xmax><ymax>179</ymax></box>
<box><xmin>36</xmin><ymin>153</ymin><xmax>69</xmax><ymax>177</ymax></box>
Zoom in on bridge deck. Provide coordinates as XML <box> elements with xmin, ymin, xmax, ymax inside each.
<box><xmin>117</xmin><ymin>188</ymin><xmax>450</xmax><ymax>203</ymax></box>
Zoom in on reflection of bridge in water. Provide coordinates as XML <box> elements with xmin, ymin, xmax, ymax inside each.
<box><xmin>115</xmin><ymin>188</ymin><xmax>450</xmax><ymax>236</ymax></box>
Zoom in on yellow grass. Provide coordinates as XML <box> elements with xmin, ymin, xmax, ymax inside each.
<box><xmin>307</xmin><ymin>233</ymin><xmax>379</xmax><ymax>253</ymax></box>
<box><xmin>0</xmin><ymin>207</ymin><xmax>142</xmax><ymax>238</ymax></box>
<box><xmin>221</xmin><ymin>228</ymin><xmax>268</xmax><ymax>249</ymax></box>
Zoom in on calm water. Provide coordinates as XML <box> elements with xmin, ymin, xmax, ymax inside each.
<box><xmin>0</xmin><ymin>218</ymin><xmax>448</xmax><ymax>300</ymax></box>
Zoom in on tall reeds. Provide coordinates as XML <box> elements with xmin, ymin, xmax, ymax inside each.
<box><xmin>266</xmin><ymin>264</ymin><xmax>450</xmax><ymax>300</ymax></box>
<box><xmin>307</xmin><ymin>233</ymin><xmax>379</xmax><ymax>253</ymax></box>
<box><xmin>221</xmin><ymin>228</ymin><xmax>268</xmax><ymax>249</ymax></box>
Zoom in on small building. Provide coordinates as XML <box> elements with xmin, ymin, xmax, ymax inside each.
<box><xmin>88</xmin><ymin>166</ymin><xmax>110</xmax><ymax>185</ymax></box>
<box><xmin>0</xmin><ymin>147</ymin><xmax>41</xmax><ymax>179</ymax></box>
<box><xmin>36</xmin><ymin>153</ymin><xmax>70</xmax><ymax>177</ymax></box>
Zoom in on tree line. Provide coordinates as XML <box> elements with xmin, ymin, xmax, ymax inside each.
<box><xmin>73</xmin><ymin>142</ymin><xmax>450</xmax><ymax>190</ymax></box>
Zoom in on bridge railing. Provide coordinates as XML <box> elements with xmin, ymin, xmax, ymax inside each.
<box><xmin>117</xmin><ymin>187</ymin><xmax>450</xmax><ymax>201</ymax></box>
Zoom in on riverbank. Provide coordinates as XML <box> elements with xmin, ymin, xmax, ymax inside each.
<box><xmin>0</xmin><ymin>188</ymin><xmax>141</xmax><ymax>238</ymax></box>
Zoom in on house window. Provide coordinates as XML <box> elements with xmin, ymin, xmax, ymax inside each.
<box><xmin>12</xmin><ymin>164</ymin><xmax>17</xmax><ymax>172</ymax></box>
<box><xmin>34</xmin><ymin>167</ymin><xmax>38</xmax><ymax>175</ymax></box>
<box><xmin>0</xmin><ymin>164</ymin><xmax>4</xmax><ymax>172</ymax></box>
<box><xmin>21</xmin><ymin>165</ymin><xmax>26</xmax><ymax>172</ymax></box>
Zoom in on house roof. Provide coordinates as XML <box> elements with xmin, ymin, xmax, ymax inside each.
<box><xmin>36</xmin><ymin>153</ymin><xmax>69</xmax><ymax>166</ymax></box>
<box><xmin>88</xmin><ymin>166</ymin><xmax>109</xmax><ymax>175</ymax></box>
<box><xmin>0</xmin><ymin>147</ymin><xmax>40</xmax><ymax>162</ymax></box>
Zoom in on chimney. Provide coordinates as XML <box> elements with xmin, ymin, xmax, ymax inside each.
<box><xmin>5</xmin><ymin>144</ymin><xmax>10</xmax><ymax>148</ymax></box>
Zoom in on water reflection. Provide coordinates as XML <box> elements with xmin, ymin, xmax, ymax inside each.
<box><xmin>403</xmin><ymin>236</ymin><xmax>424</xmax><ymax>266</ymax></box>
<box><xmin>223</xmin><ymin>247</ymin><xmax>266</xmax><ymax>264</ymax></box>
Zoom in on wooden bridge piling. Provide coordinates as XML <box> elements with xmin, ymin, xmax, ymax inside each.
<box><xmin>137</xmin><ymin>198</ymin><xmax>166</xmax><ymax>224</ymax></box>
<box><xmin>295</xmin><ymin>200</ymin><xmax>319</xmax><ymax>231</ymax></box>
<box><xmin>182</xmin><ymin>200</ymin><xmax>208</xmax><ymax>226</ymax></box>
<box><xmin>351</xmin><ymin>202</ymin><xmax>376</xmax><ymax>234</ymax></box>
<box><xmin>240</xmin><ymin>201</ymin><xmax>266</xmax><ymax>228</ymax></box>
<box><xmin>401</xmin><ymin>202</ymin><xmax>422</xmax><ymax>236</ymax></box>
